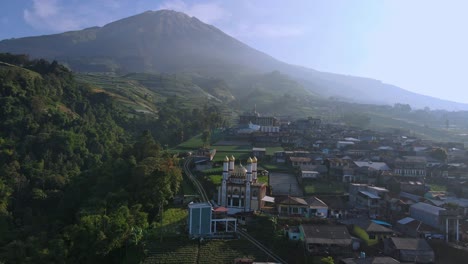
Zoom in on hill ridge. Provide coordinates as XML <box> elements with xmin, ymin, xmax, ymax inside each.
<box><xmin>1</xmin><ymin>9</ymin><xmax>467</xmax><ymax>110</ymax></box>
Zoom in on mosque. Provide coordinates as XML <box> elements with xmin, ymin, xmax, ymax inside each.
<box><xmin>217</xmin><ymin>156</ymin><xmax>267</xmax><ymax>214</ymax></box>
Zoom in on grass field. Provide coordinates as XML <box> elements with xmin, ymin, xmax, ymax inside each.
<box><xmin>258</xmin><ymin>163</ymin><xmax>290</xmax><ymax>172</ymax></box>
<box><xmin>429</xmin><ymin>183</ymin><xmax>447</xmax><ymax>192</ymax></box>
<box><xmin>265</xmin><ymin>146</ymin><xmax>284</xmax><ymax>155</ymax></box>
<box><xmin>180</xmin><ymin>175</ymin><xmax>198</xmax><ymax>195</ymax></box>
<box><xmin>144</xmin><ymin>237</ymin><xmax>272</xmax><ymax>264</ymax></box>
<box><xmin>173</xmin><ymin>134</ymin><xmax>204</xmax><ymax>151</ymax></box>
<box><xmin>303</xmin><ymin>180</ymin><xmax>345</xmax><ymax>195</ymax></box>
<box><xmin>152</xmin><ymin>207</ymin><xmax>188</xmax><ymax>236</ymax></box>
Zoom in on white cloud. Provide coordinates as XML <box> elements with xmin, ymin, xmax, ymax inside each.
<box><xmin>158</xmin><ymin>0</ymin><xmax>229</xmax><ymax>23</ymax></box>
<box><xmin>22</xmin><ymin>0</ymin><xmax>120</xmax><ymax>32</ymax></box>
<box><xmin>24</xmin><ymin>0</ymin><xmax>82</xmax><ymax>32</ymax></box>
<box><xmin>230</xmin><ymin>23</ymin><xmax>305</xmax><ymax>39</ymax></box>
<box><xmin>253</xmin><ymin>24</ymin><xmax>305</xmax><ymax>38</ymax></box>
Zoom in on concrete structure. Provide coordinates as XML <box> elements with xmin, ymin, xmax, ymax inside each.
<box><xmin>188</xmin><ymin>202</ymin><xmax>237</xmax><ymax>238</ymax></box>
<box><xmin>188</xmin><ymin>202</ymin><xmax>212</xmax><ymax>237</ymax></box>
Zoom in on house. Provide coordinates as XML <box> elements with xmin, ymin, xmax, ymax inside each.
<box><xmin>409</xmin><ymin>202</ymin><xmax>446</xmax><ymax>230</ymax></box>
<box><xmin>305</xmin><ymin>196</ymin><xmax>328</xmax><ymax>218</ymax></box>
<box><xmin>319</xmin><ymin>195</ymin><xmax>350</xmax><ymax>219</ymax></box>
<box><xmin>383</xmin><ymin>237</ymin><xmax>434</xmax><ymax>263</ymax></box>
<box><xmin>399</xmin><ymin>181</ymin><xmax>426</xmax><ymax>195</ymax></box>
<box><xmin>337</xmin><ymin>141</ymin><xmax>355</xmax><ymax>149</ymax></box>
<box><xmin>301</xmin><ymin>170</ymin><xmax>321</xmax><ymax>180</ymax></box>
<box><xmin>274</xmin><ymin>151</ymin><xmax>286</xmax><ymax>163</ymax></box>
<box><xmin>393</xmin><ymin>156</ymin><xmax>427</xmax><ymax>179</ymax></box>
<box><xmin>396</xmin><ymin>217</ymin><xmax>441</xmax><ymax>238</ymax></box>
<box><xmin>352</xmin><ymin>161</ymin><xmax>391</xmax><ymax>184</ymax></box>
<box><xmin>289</xmin><ymin>156</ymin><xmax>313</xmax><ymax>167</ymax></box>
<box><xmin>252</xmin><ymin>147</ymin><xmax>266</xmax><ymax>158</ymax></box>
<box><xmin>290</xmin><ymin>117</ymin><xmax>321</xmax><ymax>134</ymax></box>
<box><xmin>300</xmin><ymin>224</ymin><xmax>352</xmax><ymax>256</ymax></box>
<box><xmin>326</xmin><ymin>157</ymin><xmax>353</xmax><ymax>181</ymax></box>
<box><xmin>276</xmin><ymin>196</ymin><xmax>309</xmax><ymax>216</ymax></box>
<box><xmin>342</xmin><ymin>218</ymin><xmax>394</xmax><ymax>246</ymax></box>
<box><xmin>239</xmin><ymin>110</ymin><xmax>279</xmax><ymax>127</ymax></box>
<box><xmin>348</xmin><ymin>184</ymin><xmax>389</xmax><ymax>218</ymax></box>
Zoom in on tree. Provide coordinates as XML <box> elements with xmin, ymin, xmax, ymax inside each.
<box><xmin>430</xmin><ymin>148</ymin><xmax>448</xmax><ymax>162</ymax></box>
<box><xmin>201</xmin><ymin>130</ymin><xmax>211</xmax><ymax>147</ymax></box>
<box><xmin>394</xmin><ymin>103</ymin><xmax>412</xmax><ymax>112</ymax></box>
<box><xmin>343</xmin><ymin>113</ymin><xmax>370</xmax><ymax>128</ymax></box>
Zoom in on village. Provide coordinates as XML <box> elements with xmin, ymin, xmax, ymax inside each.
<box><xmin>175</xmin><ymin>108</ymin><xmax>468</xmax><ymax>264</ymax></box>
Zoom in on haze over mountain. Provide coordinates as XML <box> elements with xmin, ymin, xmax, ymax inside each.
<box><xmin>1</xmin><ymin>9</ymin><xmax>466</xmax><ymax>111</ymax></box>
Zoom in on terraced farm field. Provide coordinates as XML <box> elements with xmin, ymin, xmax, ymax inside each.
<box><xmin>198</xmin><ymin>239</ymin><xmax>270</xmax><ymax>264</ymax></box>
<box><xmin>144</xmin><ymin>237</ymin><xmax>199</xmax><ymax>264</ymax></box>
<box><xmin>143</xmin><ymin>238</ymin><xmax>271</xmax><ymax>264</ymax></box>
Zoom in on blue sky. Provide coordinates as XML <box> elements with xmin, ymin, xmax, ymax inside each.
<box><xmin>1</xmin><ymin>0</ymin><xmax>467</xmax><ymax>104</ymax></box>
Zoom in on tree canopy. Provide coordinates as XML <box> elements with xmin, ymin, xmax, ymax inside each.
<box><xmin>0</xmin><ymin>54</ymin><xmax>204</xmax><ymax>263</ymax></box>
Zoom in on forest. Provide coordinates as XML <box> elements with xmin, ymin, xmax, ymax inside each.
<box><xmin>0</xmin><ymin>54</ymin><xmax>223</xmax><ymax>263</ymax></box>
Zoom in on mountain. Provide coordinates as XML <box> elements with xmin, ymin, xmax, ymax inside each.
<box><xmin>1</xmin><ymin>9</ymin><xmax>467</xmax><ymax>110</ymax></box>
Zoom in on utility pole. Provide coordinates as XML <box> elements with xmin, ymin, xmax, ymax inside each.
<box><xmin>288</xmin><ymin>183</ymin><xmax>292</xmax><ymax>215</ymax></box>
<box><xmin>160</xmin><ymin>200</ymin><xmax>164</xmax><ymax>242</ymax></box>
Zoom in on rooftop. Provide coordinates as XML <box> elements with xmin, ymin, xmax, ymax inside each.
<box><xmin>360</xmin><ymin>191</ymin><xmax>381</xmax><ymax>199</ymax></box>
<box><xmin>301</xmin><ymin>224</ymin><xmax>352</xmax><ymax>245</ymax></box>
<box><xmin>354</xmin><ymin>161</ymin><xmax>390</xmax><ymax>171</ymax></box>
<box><xmin>188</xmin><ymin>202</ymin><xmax>212</xmax><ymax>209</ymax></box>
<box><xmin>389</xmin><ymin>237</ymin><xmax>433</xmax><ymax>251</ymax></box>
<box><xmin>277</xmin><ymin>196</ymin><xmax>308</xmax><ymax>206</ymax></box>
<box><xmin>411</xmin><ymin>202</ymin><xmax>446</xmax><ymax>215</ymax></box>
<box><xmin>306</xmin><ymin>196</ymin><xmax>328</xmax><ymax>208</ymax></box>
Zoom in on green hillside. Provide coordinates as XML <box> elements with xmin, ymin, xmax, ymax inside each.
<box><xmin>0</xmin><ymin>54</ymin><xmax>232</xmax><ymax>263</ymax></box>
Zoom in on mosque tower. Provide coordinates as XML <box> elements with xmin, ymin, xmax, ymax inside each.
<box><xmin>221</xmin><ymin>156</ymin><xmax>229</xmax><ymax>206</ymax></box>
<box><xmin>252</xmin><ymin>156</ymin><xmax>258</xmax><ymax>183</ymax></box>
<box><xmin>245</xmin><ymin>157</ymin><xmax>253</xmax><ymax>211</ymax></box>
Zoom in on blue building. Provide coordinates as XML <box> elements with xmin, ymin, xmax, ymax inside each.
<box><xmin>188</xmin><ymin>202</ymin><xmax>212</xmax><ymax>237</ymax></box>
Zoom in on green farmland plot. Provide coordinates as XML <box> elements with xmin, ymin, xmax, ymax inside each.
<box><xmin>198</xmin><ymin>239</ymin><xmax>269</xmax><ymax>264</ymax></box>
<box><xmin>303</xmin><ymin>180</ymin><xmax>345</xmax><ymax>195</ymax></box>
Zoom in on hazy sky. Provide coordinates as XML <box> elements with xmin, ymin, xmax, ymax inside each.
<box><xmin>1</xmin><ymin>0</ymin><xmax>467</xmax><ymax>103</ymax></box>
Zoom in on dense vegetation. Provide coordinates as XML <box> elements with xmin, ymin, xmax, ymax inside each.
<box><xmin>0</xmin><ymin>54</ymin><xmax>224</xmax><ymax>263</ymax></box>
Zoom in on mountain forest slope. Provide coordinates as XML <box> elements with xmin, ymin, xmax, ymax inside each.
<box><xmin>0</xmin><ymin>54</ymin><xmax>229</xmax><ymax>263</ymax></box>
<box><xmin>1</xmin><ymin>10</ymin><xmax>467</xmax><ymax>110</ymax></box>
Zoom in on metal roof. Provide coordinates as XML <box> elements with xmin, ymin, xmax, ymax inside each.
<box><xmin>397</xmin><ymin>217</ymin><xmax>415</xmax><ymax>225</ymax></box>
<box><xmin>360</xmin><ymin>191</ymin><xmax>380</xmax><ymax>199</ymax></box>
